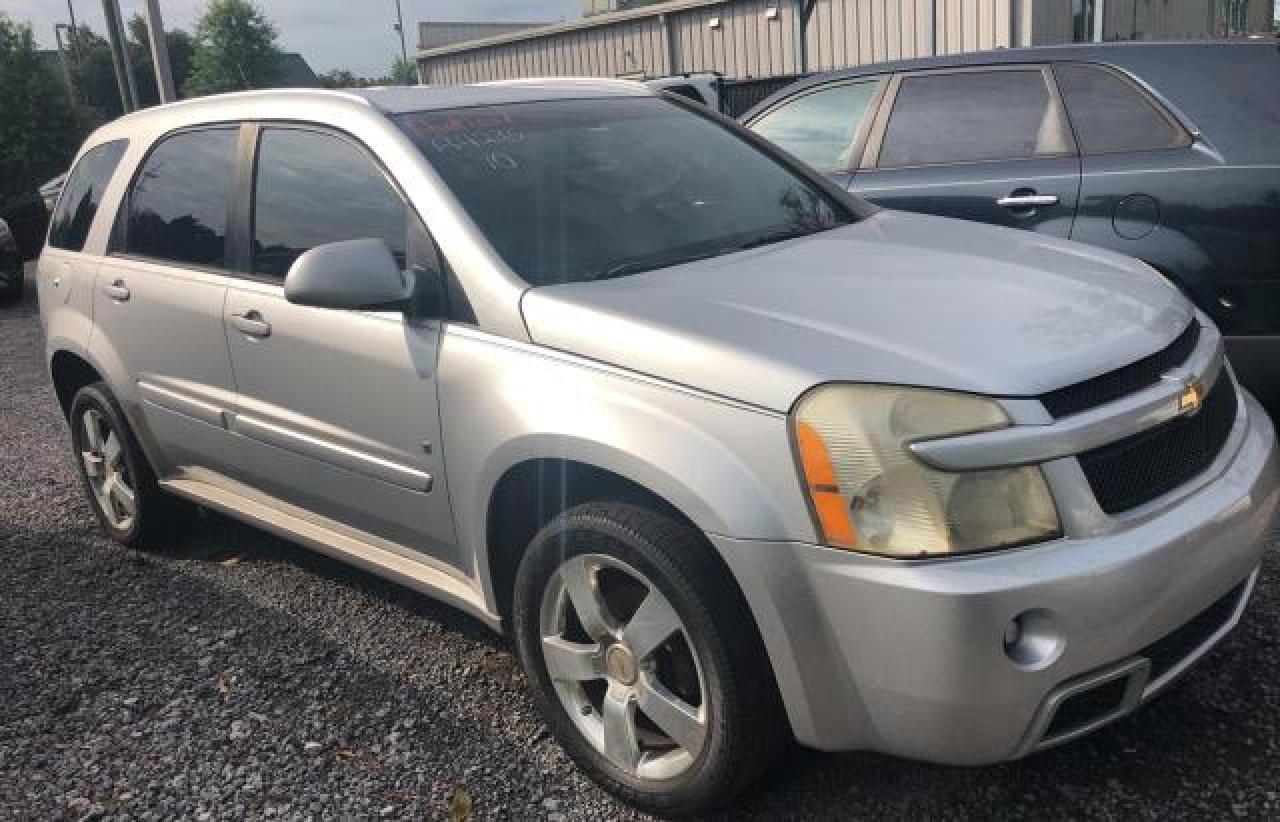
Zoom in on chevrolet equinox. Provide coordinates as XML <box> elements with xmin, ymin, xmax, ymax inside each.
<box><xmin>39</xmin><ymin>81</ymin><xmax>1279</xmax><ymax>815</ymax></box>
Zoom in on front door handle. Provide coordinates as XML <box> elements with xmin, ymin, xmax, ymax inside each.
<box><xmin>230</xmin><ymin>310</ymin><xmax>271</xmax><ymax>338</ymax></box>
<box><xmin>997</xmin><ymin>193</ymin><xmax>1060</xmax><ymax>208</ymax></box>
<box><xmin>102</xmin><ymin>279</ymin><xmax>130</xmax><ymax>301</ymax></box>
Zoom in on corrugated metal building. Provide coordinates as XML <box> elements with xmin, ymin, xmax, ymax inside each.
<box><xmin>417</xmin><ymin>21</ymin><xmax>553</xmax><ymax>51</ymax></box>
<box><xmin>416</xmin><ymin>0</ymin><xmax>1272</xmax><ymax>85</ymax></box>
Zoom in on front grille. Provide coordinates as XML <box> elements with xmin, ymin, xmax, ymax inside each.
<box><xmin>1041</xmin><ymin>319</ymin><xmax>1200</xmax><ymax>418</ymax></box>
<box><xmin>1139</xmin><ymin>581</ymin><xmax>1246</xmax><ymax>682</ymax></box>
<box><xmin>1078</xmin><ymin>371</ymin><xmax>1238</xmax><ymax>515</ymax></box>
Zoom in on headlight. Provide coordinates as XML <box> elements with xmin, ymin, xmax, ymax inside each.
<box><xmin>792</xmin><ymin>384</ymin><xmax>1060</xmax><ymax>557</ymax></box>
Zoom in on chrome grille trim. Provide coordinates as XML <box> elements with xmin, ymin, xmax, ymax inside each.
<box><xmin>910</xmin><ymin>317</ymin><xmax>1224</xmax><ymax>472</ymax></box>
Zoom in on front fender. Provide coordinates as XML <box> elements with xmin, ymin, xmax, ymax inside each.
<box><xmin>435</xmin><ymin>327</ymin><xmax>817</xmax><ymax>608</ymax></box>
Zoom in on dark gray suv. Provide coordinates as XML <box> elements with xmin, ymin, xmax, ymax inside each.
<box><xmin>744</xmin><ymin>40</ymin><xmax>1280</xmax><ymax>399</ymax></box>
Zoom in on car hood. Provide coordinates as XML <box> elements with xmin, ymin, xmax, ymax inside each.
<box><xmin>520</xmin><ymin>210</ymin><xmax>1193</xmax><ymax>412</ymax></box>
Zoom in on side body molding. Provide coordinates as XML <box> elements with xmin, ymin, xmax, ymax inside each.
<box><xmin>435</xmin><ymin>325</ymin><xmax>818</xmax><ymax>611</ymax></box>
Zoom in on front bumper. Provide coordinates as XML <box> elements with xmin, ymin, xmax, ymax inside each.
<box><xmin>714</xmin><ymin>391</ymin><xmax>1279</xmax><ymax>764</ymax></box>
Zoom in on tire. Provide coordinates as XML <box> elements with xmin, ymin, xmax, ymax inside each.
<box><xmin>0</xmin><ymin>261</ymin><xmax>20</xmax><ymax>304</ymax></box>
<box><xmin>68</xmin><ymin>382</ymin><xmax>187</xmax><ymax>548</ymax></box>
<box><xmin>512</xmin><ymin>502</ymin><xmax>788</xmax><ymax>816</ymax></box>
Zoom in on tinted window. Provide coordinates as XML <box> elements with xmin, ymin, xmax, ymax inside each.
<box><xmin>252</xmin><ymin>129</ymin><xmax>408</xmax><ymax>279</ymax></box>
<box><xmin>48</xmin><ymin>140</ymin><xmax>128</xmax><ymax>251</ymax></box>
<box><xmin>395</xmin><ymin>97</ymin><xmax>852</xmax><ymax>286</ymax></box>
<box><xmin>752</xmin><ymin>82</ymin><xmax>880</xmax><ymax>170</ymax></box>
<box><xmin>1055</xmin><ymin>63</ymin><xmax>1187</xmax><ymax>154</ymax></box>
<box><xmin>879</xmin><ymin>70</ymin><xmax>1072</xmax><ymax>167</ymax></box>
<box><xmin>125</xmin><ymin>128</ymin><xmax>236</xmax><ymax>267</ymax></box>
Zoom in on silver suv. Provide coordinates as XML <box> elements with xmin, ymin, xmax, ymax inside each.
<box><xmin>39</xmin><ymin>82</ymin><xmax>1279</xmax><ymax>815</ymax></box>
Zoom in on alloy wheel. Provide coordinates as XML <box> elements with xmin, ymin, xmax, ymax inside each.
<box><xmin>80</xmin><ymin>407</ymin><xmax>137</xmax><ymax>531</ymax></box>
<box><xmin>539</xmin><ymin>553</ymin><xmax>709</xmax><ymax>781</ymax></box>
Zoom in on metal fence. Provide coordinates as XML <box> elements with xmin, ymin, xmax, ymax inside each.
<box><xmin>718</xmin><ymin>73</ymin><xmax>808</xmax><ymax>117</ymax></box>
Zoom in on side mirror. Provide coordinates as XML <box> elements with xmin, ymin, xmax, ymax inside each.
<box><xmin>283</xmin><ymin>238</ymin><xmax>412</xmax><ymax>311</ymax></box>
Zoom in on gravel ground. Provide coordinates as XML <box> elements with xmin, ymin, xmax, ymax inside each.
<box><xmin>3</xmin><ymin>266</ymin><xmax>1280</xmax><ymax>821</ymax></box>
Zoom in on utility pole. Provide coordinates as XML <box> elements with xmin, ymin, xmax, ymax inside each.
<box><xmin>394</xmin><ymin>0</ymin><xmax>408</xmax><ymax>61</ymax></box>
<box><xmin>100</xmin><ymin>0</ymin><xmax>138</xmax><ymax>112</ymax></box>
<box><xmin>143</xmin><ymin>0</ymin><xmax>177</xmax><ymax>103</ymax></box>
<box><xmin>54</xmin><ymin>23</ymin><xmax>77</xmax><ymax>103</ymax></box>
<box><xmin>65</xmin><ymin>0</ymin><xmax>79</xmax><ymax>59</ymax></box>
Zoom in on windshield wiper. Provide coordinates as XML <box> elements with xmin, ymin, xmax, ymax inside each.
<box><xmin>724</xmin><ymin>223</ymin><xmax>832</xmax><ymax>253</ymax></box>
<box><xmin>587</xmin><ymin>247</ymin><xmax>725</xmax><ymax>281</ymax></box>
<box><xmin>584</xmin><ymin>223</ymin><xmax>836</xmax><ymax>282</ymax></box>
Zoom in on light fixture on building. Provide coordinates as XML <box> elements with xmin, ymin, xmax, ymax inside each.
<box><xmin>708</xmin><ymin>16</ymin><xmax>721</xmax><ymax>29</ymax></box>
<box><xmin>765</xmin><ymin>6</ymin><xmax>779</xmax><ymax>20</ymax></box>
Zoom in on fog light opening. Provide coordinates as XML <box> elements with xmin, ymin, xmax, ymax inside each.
<box><xmin>1003</xmin><ymin>609</ymin><xmax>1065</xmax><ymax>671</ymax></box>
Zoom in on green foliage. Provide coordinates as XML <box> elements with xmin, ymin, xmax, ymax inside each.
<box><xmin>319</xmin><ymin>68</ymin><xmax>365</xmax><ymax>89</ymax></box>
<box><xmin>185</xmin><ymin>0</ymin><xmax>283</xmax><ymax>96</ymax></box>
<box><xmin>388</xmin><ymin>56</ymin><xmax>417</xmax><ymax>86</ymax></box>
<box><xmin>0</xmin><ymin>14</ymin><xmax>87</xmax><ymax>200</ymax></box>
<box><xmin>126</xmin><ymin>13</ymin><xmax>195</xmax><ymax>105</ymax></box>
<box><xmin>65</xmin><ymin>24</ymin><xmax>125</xmax><ymax>121</ymax></box>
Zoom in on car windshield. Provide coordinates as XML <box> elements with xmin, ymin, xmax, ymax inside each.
<box><xmin>394</xmin><ymin>96</ymin><xmax>855</xmax><ymax>285</ymax></box>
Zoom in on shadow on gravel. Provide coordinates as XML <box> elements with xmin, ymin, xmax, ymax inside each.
<box><xmin>144</xmin><ymin>507</ymin><xmax>503</xmax><ymax>649</ymax></box>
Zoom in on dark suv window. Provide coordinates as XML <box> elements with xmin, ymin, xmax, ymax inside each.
<box><xmin>252</xmin><ymin>128</ymin><xmax>409</xmax><ymax>279</ymax></box>
<box><xmin>878</xmin><ymin>70</ymin><xmax>1073</xmax><ymax>168</ymax></box>
<box><xmin>752</xmin><ymin>81</ymin><xmax>881</xmax><ymax>171</ymax></box>
<box><xmin>48</xmin><ymin>140</ymin><xmax>128</xmax><ymax>252</ymax></box>
<box><xmin>124</xmin><ymin>128</ymin><xmax>237</xmax><ymax>268</ymax></box>
<box><xmin>1054</xmin><ymin>63</ymin><xmax>1188</xmax><ymax>154</ymax></box>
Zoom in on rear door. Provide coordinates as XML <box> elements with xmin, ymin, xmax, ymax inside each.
<box><xmin>220</xmin><ymin>124</ymin><xmax>458</xmax><ymax>567</ymax></box>
<box><xmin>851</xmin><ymin>66</ymin><xmax>1081</xmax><ymax>238</ymax></box>
<box><xmin>91</xmin><ymin>126</ymin><xmax>242</xmax><ymax>477</ymax></box>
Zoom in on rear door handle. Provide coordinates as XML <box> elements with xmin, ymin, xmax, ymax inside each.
<box><xmin>997</xmin><ymin>194</ymin><xmax>1060</xmax><ymax>208</ymax></box>
<box><xmin>102</xmin><ymin>279</ymin><xmax>130</xmax><ymax>301</ymax></box>
<box><xmin>230</xmin><ymin>310</ymin><xmax>271</xmax><ymax>338</ymax></box>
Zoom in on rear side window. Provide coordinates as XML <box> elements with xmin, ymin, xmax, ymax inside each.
<box><xmin>1054</xmin><ymin>63</ymin><xmax>1188</xmax><ymax>154</ymax></box>
<box><xmin>751</xmin><ymin>81</ymin><xmax>880</xmax><ymax>171</ymax></box>
<box><xmin>878</xmin><ymin>70</ymin><xmax>1073</xmax><ymax>168</ymax></box>
<box><xmin>124</xmin><ymin>127</ymin><xmax>237</xmax><ymax>268</ymax></box>
<box><xmin>251</xmin><ymin>128</ymin><xmax>410</xmax><ymax>279</ymax></box>
<box><xmin>48</xmin><ymin>140</ymin><xmax>128</xmax><ymax>252</ymax></box>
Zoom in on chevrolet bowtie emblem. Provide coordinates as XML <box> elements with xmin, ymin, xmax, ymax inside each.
<box><xmin>1178</xmin><ymin>380</ymin><xmax>1205</xmax><ymax>416</ymax></box>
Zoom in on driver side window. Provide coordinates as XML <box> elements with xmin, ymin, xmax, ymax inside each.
<box><xmin>252</xmin><ymin>127</ymin><xmax>419</xmax><ymax>279</ymax></box>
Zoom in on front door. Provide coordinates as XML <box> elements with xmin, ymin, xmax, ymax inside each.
<box><xmin>221</xmin><ymin>125</ymin><xmax>458</xmax><ymax>566</ymax></box>
<box><xmin>850</xmin><ymin>66</ymin><xmax>1082</xmax><ymax>238</ymax></box>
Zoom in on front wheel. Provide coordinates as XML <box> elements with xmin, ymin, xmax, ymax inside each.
<box><xmin>511</xmin><ymin>502</ymin><xmax>787</xmax><ymax>816</ymax></box>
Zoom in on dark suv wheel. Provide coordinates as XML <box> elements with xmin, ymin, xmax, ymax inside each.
<box><xmin>511</xmin><ymin>502</ymin><xmax>788</xmax><ymax>816</ymax></box>
<box><xmin>0</xmin><ymin>253</ymin><xmax>21</xmax><ymax>304</ymax></box>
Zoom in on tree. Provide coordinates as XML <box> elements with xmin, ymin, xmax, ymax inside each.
<box><xmin>65</xmin><ymin>24</ymin><xmax>125</xmax><ymax>121</ymax></box>
<box><xmin>388</xmin><ymin>56</ymin><xmax>417</xmax><ymax>86</ymax></box>
<box><xmin>126</xmin><ymin>13</ymin><xmax>195</xmax><ymax>105</ymax></box>
<box><xmin>184</xmin><ymin>0</ymin><xmax>282</xmax><ymax>96</ymax></box>
<box><xmin>0</xmin><ymin>14</ymin><xmax>87</xmax><ymax>201</ymax></box>
<box><xmin>319</xmin><ymin>68</ymin><xmax>364</xmax><ymax>89</ymax></box>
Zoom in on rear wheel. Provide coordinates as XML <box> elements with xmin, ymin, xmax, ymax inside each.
<box><xmin>69</xmin><ymin>382</ymin><xmax>186</xmax><ymax>547</ymax></box>
<box><xmin>512</xmin><ymin>502</ymin><xmax>787</xmax><ymax>815</ymax></box>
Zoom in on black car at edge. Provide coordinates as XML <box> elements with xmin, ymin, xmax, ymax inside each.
<box><xmin>743</xmin><ymin>40</ymin><xmax>1280</xmax><ymax>399</ymax></box>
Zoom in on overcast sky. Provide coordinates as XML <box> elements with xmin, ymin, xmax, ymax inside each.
<box><xmin>6</xmin><ymin>0</ymin><xmax>582</xmax><ymax>77</ymax></box>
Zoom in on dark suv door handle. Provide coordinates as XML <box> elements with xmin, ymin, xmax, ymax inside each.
<box><xmin>230</xmin><ymin>310</ymin><xmax>271</xmax><ymax>338</ymax></box>
<box><xmin>102</xmin><ymin>279</ymin><xmax>130</xmax><ymax>301</ymax></box>
<box><xmin>997</xmin><ymin>193</ymin><xmax>1059</xmax><ymax>208</ymax></box>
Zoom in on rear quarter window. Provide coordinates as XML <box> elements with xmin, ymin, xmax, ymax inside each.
<box><xmin>47</xmin><ymin>140</ymin><xmax>128</xmax><ymax>252</ymax></box>
<box><xmin>1054</xmin><ymin>63</ymin><xmax>1189</xmax><ymax>154</ymax></box>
